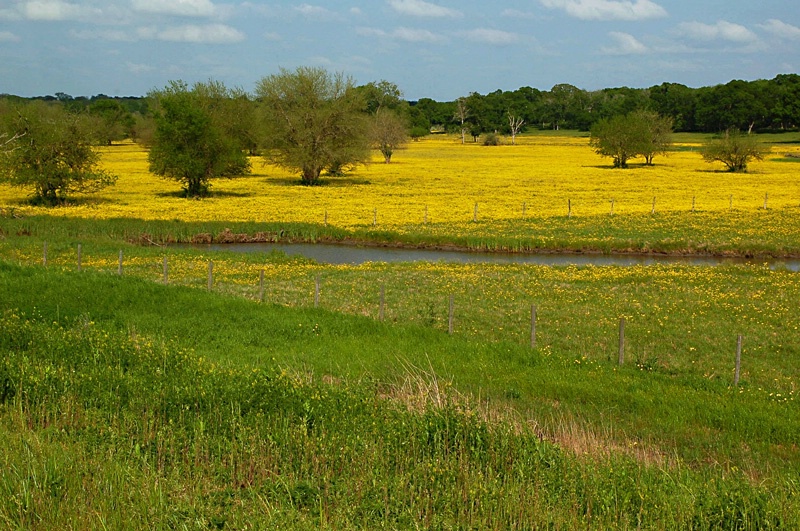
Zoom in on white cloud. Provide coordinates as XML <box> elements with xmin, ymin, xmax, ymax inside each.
<box><xmin>126</xmin><ymin>61</ymin><xmax>155</xmax><ymax>74</ymax></box>
<box><xmin>69</xmin><ymin>28</ymin><xmax>134</xmax><ymax>41</ymax></box>
<box><xmin>20</xmin><ymin>0</ymin><xmax>97</xmax><ymax>21</ymax></box>
<box><xmin>388</xmin><ymin>0</ymin><xmax>462</xmax><ymax>18</ymax></box>
<box><xmin>676</xmin><ymin>20</ymin><xmax>757</xmax><ymax>43</ymax></box>
<box><xmin>156</xmin><ymin>24</ymin><xmax>245</xmax><ymax>43</ymax></box>
<box><xmin>602</xmin><ymin>31</ymin><xmax>647</xmax><ymax>54</ymax></box>
<box><xmin>132</xmin><ymin>0</ymin><xmax>218</xmax><ymax>18</ymax></box>
<box><xmin>264</xmin><ymin>31</ymin><xmax>281</xmax><ymax>41</ymax></box>
<box><xmin>393</xmin><ymin>27</ymin><xmax>443</xmax><ymax>42</ymax></box>
<box><xmin>0</xmin><ymin>30</ymin><xmax>20</xmax><ymax>41</ymax></box>
<box><xmin>500</xmin><ymin>9</ymin><xmax>539</xmax><ymax>20</ymax></box>
<box><xmin>540</xmin><ymin>0</ymin><xmax>667</xmax><ymax>21</ymax></box>
<box><xmin>357</xmin><ymin>26</ymin><xmax>444</xmax><ymax>43</ymax></box>
<box><xmin>294</xmin><ymin>4</ymin><xmax>331</xmax><ymax>17</ymax></box>
<box><xmin>462</xmin><ymin>28</ymin><xmax>520</xmax><ymax>46</ymax></box>
<box><xmin>758</xmin><ymin>19</ymin><xmax>800</xmax><ymax>41</ymax></box>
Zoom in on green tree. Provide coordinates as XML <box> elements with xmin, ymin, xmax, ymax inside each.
<box><xmin>0</xmin><ymin>101</ymin><xmax>117</xmax><ymax>204</ymax></box>
<box><xmin>590</xmin><ymin>111</ymin><xmax>673</xmax><ymax>168</ymax></box>
<box><xmin>148</xmin><ymin>80</ymin><xmax>250</xmax><ymax>197</ymax></box>
<box><xmin>634</xmin><ymin>110</ymin><xmax>673</xmax><ymax>165</ymax></box>
<box><xmin>255</xmin><ymin>67</ymin><xmax>369</xmax><ymax>185</ymax></box>
<box><xmin>701</xmin><ymin>129</ymin><xmax>768</xmax><ymax>172</ymax></box>
<box><xmin>589</xmin><ymin>114</ymin><xmax>643</xmax><ymax>168</ymax></box>
<box><xmin>88</xmin><ymin>99</ymin><xmax>134</xmax><ymax>145</ymax></box>
<box><xmin>369</xmin><ymin>108</ymin><xmax>408</xmax><ymax>163</ymax></box>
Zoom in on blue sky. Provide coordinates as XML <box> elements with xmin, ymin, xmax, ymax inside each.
<box><xmin>1</xmin><ymin>0</ymin><xmax>798</xmax><ymax>100</ymax></box>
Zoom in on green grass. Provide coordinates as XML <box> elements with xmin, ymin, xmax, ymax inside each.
<box><xmin>1</xmin><ymin>213</ymin><xmax>799</xmax><ymax>527</ymax></box>
<box><xmin>1</xmin><ymin>264</ymin><xmax>798</xmax><ymax>528</ymax></box>
<box><xmin>3</xmin><ymin>209</ymin><xmax>800</xmax><ymax>258</ymax></box>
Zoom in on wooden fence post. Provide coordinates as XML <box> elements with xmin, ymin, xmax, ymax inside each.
<box><xmin>207</xmin><ymin>261</ymin><xmax>214</xmax><ymax>291</ymax></box>
<box><xmin>568</xmin><ymin>199</ymin><xmax>572</xmax><ymax>219</ymax></box>
<box><xmin>118</xmin><ymin>250</ymin><xmax>123</xmax><ymax>275</ymax></box>
<box><xmin>259</xmin><ymin>270</ymin><xmax>265</xmax><ymax>303</ymax></box>
<box><xmin>379</xmin><ymin>285</ymin><xmax>385</xmax><ymax>322</ymax></box>
<box><xmin>43</xmin><ymin>241</ymin><xmax>47</xmax><ymax>267</ymax></box>
<box><xmin>692</xmin><ymin>196</ymin><xmax>696</xmax><ymax>212</ymax></box>
<box><xmin>473</xmin><ymin>202</ymin><xmax>478</xmax><ymax>222</ymax></box>
<box><xmin>77</xmin><ymin>244</ymin><xmax>82</xmax><ymax>271</ymax></box>
<box><xmin>314</xmin><ymin>275</ymin><xmax>320</xmax><ymax>307</ymax></box>
<box><xmin>735</xmin><ymin>334</ymin><xmax>743</xmax><ymax>386</ymax></box>
<box><xmin>324</xmin><ymin>210</ymin><xmax>328</xmax><ymax>226</ymax></box>
<box><xmin>610</xmin><ymin>199</ymin><xmax>615</xmax><ymax>216</ymax></box>
<box><xmin>448</xmin><ymin>295</ymin><xmax>454</xmax><ymax>335</ymax></box>
<box><xmin>530</xmin><ymin>304</ymin><xmax>537</xmax><ymax>349</ymax></box>
<box><xmin>763</xmin><ymin>192</ymin><xmax>768</xmax><ymax>210</ymax></box>
<box><xmin>618</xmin><ymin>318</ymin><xmax>626</xmax><ymax>365</ymax></box>
<box><xmin>651</xmin><ymin>196</ymin><xmax>656</xmax><ymax>214</ymax></box>
<box><xmin>163</xmin><ymin>256</ymin><xmax>168</xmax><ymax>285</ymax></box>
<box><xmin>729</xmin><ymin>194</ymin><xmax>733</xmax><ymax>212</ymax></box>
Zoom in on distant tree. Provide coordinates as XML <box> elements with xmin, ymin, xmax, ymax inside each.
<box><xmin>0</xmin><ymin>101</ymin><xmax>117</xmax><ymax>204</ymax></box>
<box><xmin>256</xmin><ymin>67</ymin><xmax>369</xmax><ymax>185</ymax></box>
<box><xmin>454</xmin><ymin>97</ymin><xmax>469</xmax><ymax>144</ymax></box>
<box><xmin>369</xmin><ymin>108</ymin><xmax>408</xmax><ymax>163</ymax></box>
<box><xmin>634</xmin><ymin>110</ymin><xmax>673</xmax><ymax>165</ymax></box>
<box><xmin>407</xmin><ymin>105</ymin><xmax>431</xmax><ymax>140</ymax></box>
<box><xmin>701</xmin><ymin>129</ymin><xmax>768</xmax><ymax>172</ymax></box>
<box><xmin>88</xmin><ymin>99</ymin><xmax>134</xmax><ymax>145</ymax></box>
<box><xmin>148</xmin><ymin>80</ymin><xmax>250</xmax><ymax>197</ymax></box>
<box><xmin>357</xmin><ymin>80</ymin><xmax>404</xmax><ymax>114</ymax></box>
<box><xmin>590</xmin><ymin>114</ymin><xmax>643</xmax><ymax>168</ymax></box>
<box><xmin>590</xmin><ymin>111</ymin><xmax>673</xmax><ymax>168</ymax></box>
<box><xmin>507</xmin><ymin>112</ymin><xmax>524</xmax><ymax>145</ymax></box>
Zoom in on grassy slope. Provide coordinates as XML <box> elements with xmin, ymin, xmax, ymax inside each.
<box><xmin>1</xmin><ymin>262</ymin><xmax>797</xmax><ymax>475</ymax></box>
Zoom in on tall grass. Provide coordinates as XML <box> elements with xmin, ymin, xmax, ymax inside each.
<box><xmin>2</xmin><ymin>300</ymin><xmax>797</xmax><ymax>529</ymax></box>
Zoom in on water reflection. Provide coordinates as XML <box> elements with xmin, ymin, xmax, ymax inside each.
<box><xmin>185</xmin><ymin>242</ymin><xmax>799</xmax><ymax>270</ymax></box>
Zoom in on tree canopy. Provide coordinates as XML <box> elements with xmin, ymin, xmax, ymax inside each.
<box><xmin>147</xmin><ymin>80</ymin><xmax>251</xmax><ymax>197</ymax></box>
<box><xmin>590</xmin><ymin>111</ymin><xmax>673</xmax><ymax>168</ymax></box>
<box><xmin>0</xmin><ymin>100</ymin><xmax>117</xmax><ymax>204</ymax></box>
<box><xmin>255</xmin><ymin>67</ymin><xmax>370</xmax><ymax>185</ymax></box>
<box><xmin>701</xmin><ymin>129</ymin><xmax>768</xmax><ymax>172</ymax></box>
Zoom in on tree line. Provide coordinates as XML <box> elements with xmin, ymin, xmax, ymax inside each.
<box><xmin>0</xmin><ymin>69</ymin><xmax>790</xmax><ymax>203</ymax></box>
<box><xmin>411</xmin><ymin>74</ymin><xmax>800</xmax><ymax>137</ymax></box>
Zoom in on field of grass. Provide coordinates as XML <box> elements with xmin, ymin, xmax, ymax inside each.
<box><xmin>1</xmin><ymin>263</ymin><xmax>798</xmax><ymax>528</ymax></box>
<box><xmin>1</xmin><ymin>132</ymin><xmax>799</xmax><ymax>527</ymax></box>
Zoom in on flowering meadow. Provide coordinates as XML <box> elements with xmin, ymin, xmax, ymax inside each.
<box><xmin>1</xmin><ymin>133</ymin><xmax>799</xmax><ymax>254</ymax></box>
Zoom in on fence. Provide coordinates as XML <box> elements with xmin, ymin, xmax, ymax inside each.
<box><xmin>41</xmin><ymin>242</ymin><xmax>752</xmax><ymax>386</ymax></box>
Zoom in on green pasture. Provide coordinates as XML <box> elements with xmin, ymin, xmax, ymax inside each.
<box><xmin>1</xmin><ymin>213</ymin><xmax>799</xmax><ymax>528</ymax></box>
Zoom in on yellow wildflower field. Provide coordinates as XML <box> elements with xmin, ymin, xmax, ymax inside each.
<box><xmin>1</xmin><ymin>134</ymin><xmax>797</xmax><ymax>231</ymax></box>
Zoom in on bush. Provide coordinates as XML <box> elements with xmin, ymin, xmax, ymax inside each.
<box><xmin>482</xmin><ymin>132</ymin><xmax>501</xmax><ymax>146</ymax></box>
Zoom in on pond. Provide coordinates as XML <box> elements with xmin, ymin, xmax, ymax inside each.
<box><xmin>185</xmin><ymin>242</ymin><xmax>800</xmax><ymax>270</ymax></box>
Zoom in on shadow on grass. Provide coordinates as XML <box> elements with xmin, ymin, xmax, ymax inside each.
<box><xmin>265</xmin><ymin>177</ymin><xmax>372</xmax><ymax>187</ymax></box>
<box><xmin>154</xmin><ymin>190</ymin><xmax>255</xmax><ymax>199</ymax></box>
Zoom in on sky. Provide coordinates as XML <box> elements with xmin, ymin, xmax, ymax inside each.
<box><xmin>1</xmin><ymin>0</ymin><xmax>798</xmax><ymax>101</ymax></box>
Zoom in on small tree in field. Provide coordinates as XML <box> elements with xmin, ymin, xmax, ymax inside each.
<box><xmin>635</xmin><ymin>110</ymin><xmax>673</xmax><ymax>165</ymax></box>
<box><xmin>369</xmin><ymin>108</ymin><xmax>408</xmax><ymax>163</ymax></box>
<box><xmin>256</xmin><ymin>67</ymin><xmax>369</xmax><ymax>185</ymax></box>
<box><xmin>148</xmin><ymin>80</ymin><xmax>250</xmax><ymax>197</ymax></box>
<box><xmin>590</xmin><ymin>114</ymin><xmax>642</xmax><ymax>168</ymax></box>
<box><xmin>590</xmin><ymin>111</ymin><xmax>673</xmax><ymax>168</ymax></box>
<box><xmin>701</xmin><ymin>129</ymin><xmax>768</xmax><ymax>172</ymax></box>
<box><xmin>0</xmin><ymin>101</ymin><xmax>117</xmax><ymax>204</ymax></box>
